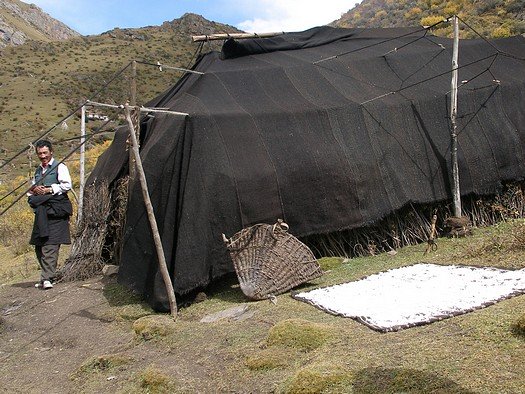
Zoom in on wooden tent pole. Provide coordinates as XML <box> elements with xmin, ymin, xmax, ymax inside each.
<box><xmin>450</xmin><ymin>15</ymin><xmax>462</xmax><ymax>217</ymax></box>
<box><xmin>78</xmin><ymin>105</ymin><xmax>86</xmax><ymax>224</ymax></box>
<box><xmin>124</xmin><ymin>104</ymin><xmax>178</xmax><ymax>319</ymax></box>
<box><xmin>192</xmin><ymin>31</ymin><xmax>284</xmax><ymax>42</ymax></box>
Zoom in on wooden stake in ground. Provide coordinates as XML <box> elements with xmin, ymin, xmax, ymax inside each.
<box><xmin>424</xmin><ymin>214</ymin><xmax>438</xmax><ymax>255</ymax></box>
<box><xmin>124</xmin><ymin>104</ymin><xmax>178</xmax><ymax>319</ymax></box>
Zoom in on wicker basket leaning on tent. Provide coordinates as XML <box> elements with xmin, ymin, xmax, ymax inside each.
<box><xmin>222</xmin><ymin>219</ymin><xmax>323</xmax><ymax>300</ymax></box>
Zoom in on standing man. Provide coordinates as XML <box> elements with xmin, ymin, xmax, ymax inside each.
<box><xmin>28</xmin><ymin>140</ymin><xmax>73</xmax><ymax>289</ymax></box>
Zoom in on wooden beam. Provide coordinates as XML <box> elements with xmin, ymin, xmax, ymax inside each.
<box><xmin>192</xmin><ymin>32</ymin><xmax>284</xmax><ymax>42</ymax></box>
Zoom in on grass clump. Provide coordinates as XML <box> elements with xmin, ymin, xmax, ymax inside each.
<box><xmin>266</xmin><ymin>319</ymin><xmax>332</xmax><ymax>351</ymax></box>
<box><xmin>133</xmin><ymin>315</ymin><xmax>176</xmax><ymax>340</ymax></box>
<box><xmin>317</xmin><ymin>257</ymin><xmax>345</xmax><ymax>271</ymax></box>
<box><xmin>72</xmin><ymin>353</ymin><xmax>132</xmax><ymax>379</ymax></box>
<box><xmin>139</xmin><ymin>367</ymin><xmax>177</xmax><ymax>393</ymax></box>
<box><xmin>351</xmin><ymin>367</ymin><xmax>474</xmax><ymax>394</ymax></box>
<box><xmin>245</xmin><ymin>348</ymin><xmax>292</xmax><ymax>371</ymax></box>
<box><xmin>280</xmin><ymin>363</ymin><xmax>353</xmax><ymax>394</ymax></box>
<box><xmin>511</xmin><ymin>314</ymin><xmax>525</xmax><ymax>338</ymax></box>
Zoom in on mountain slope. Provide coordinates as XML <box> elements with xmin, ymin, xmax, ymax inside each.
<box><xmin>0</xmin><ymin>0</ymin><xmax>79</xmax><ymax>48</ymax></box>
<box><xmin>0</xmin><ymin>13</ymin><xmax>240</xmax><ymax>176</ymax></box>
<box><xmin>333</xmin><ymin>0</ymin><xmax>525</xmax><ymax>38</ymax></box>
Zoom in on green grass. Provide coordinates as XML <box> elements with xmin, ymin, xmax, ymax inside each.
<box><xmin>3</xmin><ymin>220</ymin><xmax>525</xmax><ymax>392</ymax></box>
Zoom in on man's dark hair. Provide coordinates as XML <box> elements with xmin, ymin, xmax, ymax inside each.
<box><xmin>35</xmin><ymin>140</ymin><xmax>53</xmax><ymax>151</ymax></box>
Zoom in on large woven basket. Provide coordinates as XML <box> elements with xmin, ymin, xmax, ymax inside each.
<box><xmin>222</xmin><ymin>219</ymin><xmax>323</xmax><ymax>300</ymax></box>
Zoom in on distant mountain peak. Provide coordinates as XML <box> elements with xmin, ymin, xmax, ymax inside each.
<box><xmin>0</xmin><ymin>0</ymin><xmax>79</xmax><ymax>48</ymax></box>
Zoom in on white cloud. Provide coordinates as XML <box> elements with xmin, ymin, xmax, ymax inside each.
<box><xmin>236</xmin><ymin>0</ymin><xmax>359</xmax><ymax>33</ymax></box>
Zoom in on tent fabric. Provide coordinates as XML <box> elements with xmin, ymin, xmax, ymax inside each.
<box><xmin>87</xmin><ymin>26</ymin><xmax>525</xmax><ymax>311</ymax></box>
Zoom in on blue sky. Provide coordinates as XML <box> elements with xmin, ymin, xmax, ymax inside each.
<box><xmin>22</xmin><ymin>1</ymin><xmax>361</xmax><ymax>35</ymax></box>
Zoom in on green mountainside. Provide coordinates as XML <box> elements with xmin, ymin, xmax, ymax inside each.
<box><xmin>0</xmin><ymin>13</ymin><xmax>240</xmax><ymax>178</ymax></box>
<box><xmin>333</xmin><ymin>0</ymin><xmax>525</xmax><ymax>38</ymax></box>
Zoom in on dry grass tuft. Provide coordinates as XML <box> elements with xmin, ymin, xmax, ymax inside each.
<box><xmin>139</xmin><ymin>367</ymin><xmax>177</xmax><ymax>393</ymax></box>
<box><xmin>133</xmin><ymin>315</ymin><xmax>176</xmax><ymax>340</ymax></box>
<box><xmin>245</xmin><ymin>348</ymin><xmax>292</xmax><ymax>371</ymax></box>
<box><xmin>511</xmin><ymin>314</ymin><xmax>525</xmax><ymax>338</ymax></box>
<box><xmin>72</xmin><ymin>353</ymin><xmax>132</xmax><ymax>379</ymax></box>
<box><xmin>280</xmin><ymin>363</ymin><xmax>353</xmax><ymax>394</ymax></box>
<box><xmin>266</xmin><ymin>319</ymin><xmax>332</xmax><ymax>351</ymax></box>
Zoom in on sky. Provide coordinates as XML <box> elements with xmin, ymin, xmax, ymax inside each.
<box><xmin>22</xmin><ymin>0</ymin><xmax>361</xmax><ymax>36</ymax></box>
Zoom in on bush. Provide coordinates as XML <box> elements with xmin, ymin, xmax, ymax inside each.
<box><xmin>421</xmin><ymin>15</ymin><xmax>446</xmax><ymax>27</ymax></box>
<box><xmin>491</xmin><ymin>26</ymin><xmax>512</xmax><ymax>38</ymax></box>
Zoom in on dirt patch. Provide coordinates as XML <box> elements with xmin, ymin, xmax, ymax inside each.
<box><xmin>0</xmin><ymin>277</ymin><xmax>134</xmax><ymax>392</ymax></box>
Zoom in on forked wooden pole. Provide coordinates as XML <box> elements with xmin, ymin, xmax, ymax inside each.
<box><xmin>124</xmin><ymin>104</ymin><xmax>178</xmax><ymax>319</ymax></box>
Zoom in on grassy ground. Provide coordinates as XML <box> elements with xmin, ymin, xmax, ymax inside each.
<box><xmin>1</xmin><ymin>220</ymin><xmax>524</xmax><ymax>393</ymax></box>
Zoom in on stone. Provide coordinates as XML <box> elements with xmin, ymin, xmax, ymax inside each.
<box><xmin>102</xmin><ymin>265</ymin><xmax>119</xmax><ymax>277</ymax></box>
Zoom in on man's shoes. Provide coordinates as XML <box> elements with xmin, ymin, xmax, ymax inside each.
<box><xmin>42</xmin><ymin>280</ymin><xmax>53</xmax><ymax>289</ymax></box>
<box><xmin>35</xmin><ymin>280</ymin><xmax>54</xmax><ymax>289</ymax></box>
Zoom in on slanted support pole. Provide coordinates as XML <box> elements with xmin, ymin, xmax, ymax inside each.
<box><xmin>450</xmin><ymin>15</ymin><xmax>461</xmax><ymax>217</ymax></box>
<box><xmin>128</xmin><ymin>60</ymin><xmax>138</xmax><ymax>182</ymax></box>
<box><xmin>124</xmin><ymin>104</ymin><xmax>178</xmax><ymax>319</ymax></box>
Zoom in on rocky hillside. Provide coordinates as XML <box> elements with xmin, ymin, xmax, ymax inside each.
<box><xmin>333</xmin><ymin>0</ymin><xmax>525</xmax><ymax>38</ymax></box>
<box><xmin>0</xmin><ymin>0</ymin><xmax>79</xmax><ymax>48</ymax></box>
<box><xmin>0</xmin><ymin>13</ymin><xmax>240</xmax><ymax>176</ymax></box>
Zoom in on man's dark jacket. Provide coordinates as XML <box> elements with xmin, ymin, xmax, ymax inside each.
<box><xmin>28</xmin><ymin>194</ymin><xmax>72</xmax><ymax>246</ymax></box>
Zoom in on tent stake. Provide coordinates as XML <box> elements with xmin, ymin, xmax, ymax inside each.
<box><xmin>450</xmin><ymin>15</ymin><xmax>462</xmax><ymax>217</ymax></box>
<box><xmin>124</xmin><ymin>104</ymin><xmax>178</xmax><ymax>319</ymax></box>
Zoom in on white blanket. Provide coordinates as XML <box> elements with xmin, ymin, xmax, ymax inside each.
<box><xmin>293</xmin><ymin>263</ymin><xmax>525</xmax><ymax>332</ymax></box>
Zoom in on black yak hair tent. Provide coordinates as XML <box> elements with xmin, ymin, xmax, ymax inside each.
<box><xmin>85</xmin><ymin>26</ymin><xmax>525</xmax><ymax>311</ymax></box>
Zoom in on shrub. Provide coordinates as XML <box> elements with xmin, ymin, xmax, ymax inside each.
<box><xmin>491</xmin><ymin>26</ymin><xmax>512</xmax><ymax>38</ymax></box>
<box><xmin>421</xmin><ymin>15</ymin><xmax>446</xmax><ymax>27</ymax></box>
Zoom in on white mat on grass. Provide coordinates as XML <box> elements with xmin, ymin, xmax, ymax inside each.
<box><xmin>293</xmin><ymin>263</ymin><xmax>525</xmax><ymax>332</ymax></box>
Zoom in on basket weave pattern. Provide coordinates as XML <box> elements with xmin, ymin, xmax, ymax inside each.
<box><xmin>223</xmin><ymin>220</ymin><xmax>323</xmax><ymax>300</ymax></box>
